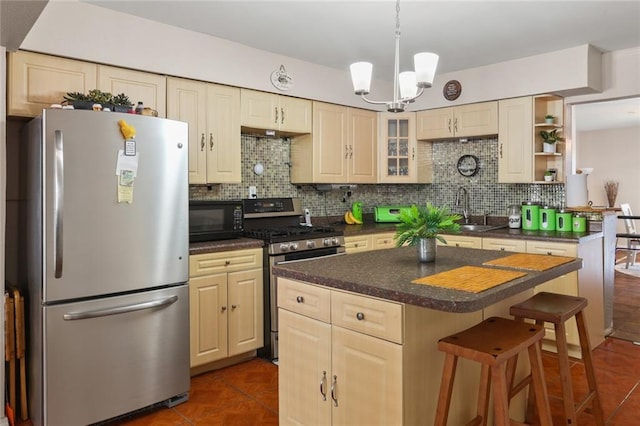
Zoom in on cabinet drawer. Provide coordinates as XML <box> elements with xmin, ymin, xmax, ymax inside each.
<box><xmin>189</xmin><ymin>248</ymin><xmax>263</xmax><ymax>276</ymax></box>
<box><xmin>331</xmin><ymin>290</ymin><xmax>403</xmax><ymax>344</ymax></box>
<box><xmin>373</xmin><ymin>232</ymin><xmax>396</xmax><ymax>250</ymax></box>
<box><xmin>277</xmin><ymin>278</ymin><xmax>331</xmax><ymax>323</ymax></box>
<box><xmin>482</xmin><ymin>238</ymin><xmax>526</xmax><ymax>253</ymax></box>
<box><xmin>437</xmin><ymin>235</ymin><xmax>482</xmax><ymax>249</ymax></box>
<box><xmin>526</xmin><ymin>241</ymin><xmax>577</xmax><ymax>257</ymax></box>
<box><xmin>345</xmin><ymin>235</ymin><xmax>374</xmax><ymax>253</ymax></box>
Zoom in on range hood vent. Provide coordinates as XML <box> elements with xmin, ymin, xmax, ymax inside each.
<box><xmin>314</xmin><ymin>184</ymin><xmax>357</xmax><ymax>192</ymax></box>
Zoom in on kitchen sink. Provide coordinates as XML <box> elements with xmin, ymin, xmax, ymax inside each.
<box><xmin>459</xmin><ymin>224</ymin><xmax>508</xmax><ymax>232</ymax></box>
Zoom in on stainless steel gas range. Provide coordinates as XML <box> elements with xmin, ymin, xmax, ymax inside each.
<box><xmin>243</xmin><ymin>198</ymin><xmax>345</xmax><ymax>361</ymax></box>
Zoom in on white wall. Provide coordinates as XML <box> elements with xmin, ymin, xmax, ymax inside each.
<box><xmin>21</xmin><ymin>1</ymin><xmax>602</xmax><ymax>111</ymax></box>
<box><xmin>576</xmin><ymin>126</ymin><xmax>640</xmax><ymax>233</ymax></box>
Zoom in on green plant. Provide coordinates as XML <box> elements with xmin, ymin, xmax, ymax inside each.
<box><xmin>544</xmin><ymin>170</ymin><xmax>553</xmax><ymax>176</ymax></box>
<box><xmin>394</xmin><ymin>203</ymin><xmax>462</xmax><ymax>247</ymax></box>
<box><xmin>540</xmin><ymin>129</ymin><xmax>563</xmax><ymax>144</ymax></box>
<box><xmin>63</xmin><ymin>90</ymin><xmax>132</xmax><ymax>106</ymax></box>
<box><xmin>545</xmin><ymin>114</ymin><xmax>554</xmax><ymax>120</ymax></box>
<box><xmin>111</xmin><ymin>93</ymin><xmax>132</xmax><ymax>106</ymax></box>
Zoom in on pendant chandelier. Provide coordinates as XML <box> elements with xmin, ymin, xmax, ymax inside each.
<box><xmin>349</xmin><ymin>0</ymin><xmax>439</xmax><ymax>113</ymax></box>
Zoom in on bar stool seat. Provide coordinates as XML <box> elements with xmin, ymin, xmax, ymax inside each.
<box><xmin>434</xmin><ymin>316</ymin><xmax>552</xmax><ymax>426</ymax></box>
<box><xmin>509</xmin><ymin>292</ymin><xmax>604</xmax><ymax>425</ymax></box>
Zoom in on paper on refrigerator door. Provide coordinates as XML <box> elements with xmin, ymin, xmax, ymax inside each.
<box><xmin>116</xmin><ymin>150</ymin><xmax>138</xmax><ymax>204</ymax></box>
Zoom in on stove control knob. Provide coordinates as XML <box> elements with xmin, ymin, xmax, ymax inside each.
<box><xmin>331</xmin><ymin>237</ymin><xmax>340</xmax><ymax>246</ymax></box>
<box><xmin>307</xmin><ymin>240</ymin><xmax>316</xmax><ymax>249</ymax></box>
<box><xmin>323</xmin><ymin>238</ymin><xmax>331</xmax><ymax>247</ymax></box>
<box><xmin>279</xmin><ymin>244</ymin><xmax>289</xmax><ymax>252</ymax></box>
<box><xmin>289</xmin><ymin>242</ymin><xmax>299</xmax><ymax>251</ymax></box>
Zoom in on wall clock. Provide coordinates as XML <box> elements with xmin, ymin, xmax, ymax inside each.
<box><xmin>456</xmin><ymin>154</ymin><xmax>480</xmax><ymax>177</ymax></box>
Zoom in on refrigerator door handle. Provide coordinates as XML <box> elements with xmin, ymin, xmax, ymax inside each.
<box><xmin>62</xmin><ymin>295</ymin><xmax>179</xmax><ymax>320</ymax></box>
<box><xmin>53</xmin><ymin>130</ymin><xmax>64</xmax><ymax>278</ymax></box>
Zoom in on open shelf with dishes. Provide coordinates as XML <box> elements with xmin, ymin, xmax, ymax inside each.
<box><xmin>532</xmin><ymin>94</ymin><xmax>564</xmax><ymax>183</ymax></box>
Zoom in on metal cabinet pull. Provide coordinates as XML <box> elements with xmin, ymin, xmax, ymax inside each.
<box><xmin>274</xmin><ymin>107</ymin><xmax>278</xmax><ymax>124</ymax></box>
<box><xmin>499</xmin><ymin>143</ymin><xmax>503</xmax><ymax>158</ymax></box>
<box><xmin>63</xmin><ymin>296</ymin><xmax>178</xmax><ymax>320</ymax></box>
<box><xmin>454</xmin><ymin>117</ymin><xmax>458</xmax><ymax>133</ymax></box>
<box><xmin>225</xmin><ymin>260</ymin><xmax>231</xmax><ymax>266</ymax></box>
<box><xmin>231</xmin><ymin>304</ymin><xmax>238</xmax><ymax>310</ymax></box>
<box><xmin>221</xmin><ymin>306</ymin><xmax>227</xmax><ymax>312</ymax></box>
<box><xmin>344</xmin><ymin>145</ymin><xmax>349</xmax><ymax>159</ymax></box>
<box><xmin>356</xmin><ymin>312</ymin><xmax>365</xmax><ymax>321</ymax></box>
<box><xmin>296</xmin><ymin>296</ymin><xmax>304</xmax><ymax>303</ymax></box>
<box><xmin>448</xmin><ymin>118</ymin><xmax>452</xmax><ymax>134</ymax></box>
<box><xmin>331</xmin><ymin>375</ymin><xmax>338</xmax><ymax>407</ymax></box>
<box><xmin>209</xmin><ymin>133</ymin><xmax>214</xmax><ymax>150</ymax></box>
<box><xmin>200</xmin><ymin>133</ymin><xmax>205</xmax><ymax>151</ymax></box>
<box><xmin>412</xmin><ymin>147</ymin><xmax>415</xmax><ymax>160</ymax></box>
<box><xmin>320</xmin><ymin>371</ymin><xmax>327</xmax><ymax>401</ymax></box>
<box><xmin>281</xmin><ymin>107</ymin><xmax>285</xmax><ymax>124</ymax></box>
<box><xmin>350</xmin><ymin>145</ymin><xmax>354</xmax><ymax>159</ymax></box>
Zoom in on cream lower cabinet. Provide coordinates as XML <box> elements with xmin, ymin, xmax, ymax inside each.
<box><xmin>167</xmin><ymin>77</ymin><xmax>241</xmax><ymax>184</ymax></box>
<box><xmin>437</xmin><ymin>234</ymin><xmax>482</xmax><ymax>249</ymax></box>
<box><xmin>278</xmin><ymin>277</ymin><xmax>485</xmax><ymax>425</ymax></box>
<box><xmin>189</xmin><ymin>248</ymin><xmax>263</xmax><ymax>367</ymax></box>
<box><xmin>345</xmin><ymin>231</ymin><xmax>397</xmax><ymax>254</ymax></box>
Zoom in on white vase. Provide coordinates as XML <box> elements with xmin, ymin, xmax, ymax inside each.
<box><xmin>417</xmin><ymin>238</ymin><xmax>436</xmax><ymax>263</ymax></box>
<box><xmin>545</xmin><ymin>118</ymin><xmax>554</xmax><ymax>124</ymax></box>
<box><xmin>543</xmin><ymin>142</ymin><xmax>556</xmax><ymax>153</ymax></box>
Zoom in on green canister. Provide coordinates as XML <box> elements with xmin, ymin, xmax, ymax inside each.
<box><xmin>539</xmin><ymin>205</ymin><xmax>556</xmax><ymax>231</ymax></box>
<box><xmin>555</xmin><ymin>209</ymin><xmax>573</xmax><ymax>232</ymax></box>
<box><xmin>521</xmin><ymin>201</ymin><xmax>540</xmax><ymax>230</ymax></box>
<box><xmin>572</xmin><ymin>213</ymin><xmax>587</xmax><ymax>232</ymax></box>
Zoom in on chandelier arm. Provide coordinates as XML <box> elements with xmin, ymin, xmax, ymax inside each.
<box><xmin>359</xmin><ymin>94</ymin><xmax>392</xmax><ymax>106</ymax></box>
<box><xmin>400</xmin><ymin>87</ymin><xmax>425</xmax><ymax>104</ymax></box>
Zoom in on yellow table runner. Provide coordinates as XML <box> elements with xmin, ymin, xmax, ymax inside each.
<box><xmin>482</xmin><ymin>253</ymin><xmax>574</xmax><ymax>271</ymax></box>
<box><xmin>412</xmin><ymin>266</ymin><xmax>527</xmax><ymax>293</ymax></box>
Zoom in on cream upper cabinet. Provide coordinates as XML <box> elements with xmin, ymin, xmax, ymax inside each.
<box><xmin>240</xmin><ymin>89</ymin><xmax>311</xmax><ymax>134</ymax></box>
<box><xmin>189</xmin><ymin>249</ymin><xmax>264</xmax><ymax>368</ymax></box>
<box><xmin>378</xmin><ymin>112</ymin><xmax>434</xmax><ymax>184</ymax></box>
<box><xmin>498</xmin><ymin>97</ymin><xmax>534</xmax><ymax>183</ymax></box>
<box><xmin>97</xmin><ymin>65</ymin><xmax>167</xmax><ymax>118</ymax></box>
<box><xmin>8</xmin><ymin>51</ymin><xmax>97</xmax><ymax>117</ymax></box>
<box><xmin>167</xmin><ymin>77</ymin><xmax>241</xmax><ymax>184</ymax></box>
<box><xmin>290</xmin><ymin>102</ymin><xmax>376</xmax><ymax>184</ymax></box>
<box><xmin>416</xmin><ymin>101</ymin><xmax>498</xmax><ymax>140</ymax></box>
<box><xmin>498</xmin><ymin>95</ymin><xmax>565</xmax><ymax>183</ymax></box>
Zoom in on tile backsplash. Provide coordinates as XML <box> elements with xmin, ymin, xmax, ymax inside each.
<box><xmin>189</xmin><ymin>135</ymin><xmax>565</xmax><ymax>218</ymax></box>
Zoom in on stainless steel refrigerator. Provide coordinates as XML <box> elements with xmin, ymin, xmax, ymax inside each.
<box><xmin>23</xmin><ymin>109</ymin><xmax>190</xmax><ymax>426</ymax></box>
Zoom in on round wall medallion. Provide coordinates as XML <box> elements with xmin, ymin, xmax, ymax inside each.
<box><xmin>456</xmin><ymin>154</ymin><xmax>480</xmax><ymax>177</ymax></box>
<box><xmin>443</xmin><ymin>80</ymin><xmax>462</xmax><ymax>101</ymax></box>
<box><xmin>270</xmin><ymin>64</ymin><xmax>293</xmax><ymax>91</ymax></box>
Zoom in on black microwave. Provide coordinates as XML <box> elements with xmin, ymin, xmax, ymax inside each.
<box><xmin>189</xmin><ymin>200</ymin><xmax>244</xmax><ymax>242</ymax></box>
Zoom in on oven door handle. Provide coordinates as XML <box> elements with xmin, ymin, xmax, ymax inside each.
<box><xmin>274</xmin><ymin>251</ymin><xmax>347</xmax><ymax>265</ymax></box>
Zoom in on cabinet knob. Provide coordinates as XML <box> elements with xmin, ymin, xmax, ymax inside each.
<box><xmin>231</xmin><ymin>304</ymin><xmax>238</xmax><ymax>310</ymax></box>
<box><xmin>356</xmin><ymin>312</ymin><xmax>365</xmax><ymax>321</ymax></box>
<box><xmin>221</xmin><ymin>306</ymin><xmax>227</xmax><ymax>312</ymax></box>
<box><xmin>547</xmin><ymin>251</ymin><xmax>552</xmax><ymax>255</ymax></box>
<box><xmin>296</xmin><ymin>296</ymin><xmax>304</xmax><ymax>303</ymax></box>
<box><xmin>225</xmin><ymin>260</ymin><xmax>231</xmax><ymax>266</ymax></box>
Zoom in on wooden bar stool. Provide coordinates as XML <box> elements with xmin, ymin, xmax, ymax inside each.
<box><xmin>509</xmin><ymin>292</ymin><xmax>604</xmax><ymax>425</ymax></box>
<box><xmin>434</xmin><ymin>316</ymin><xmax>552</xmax><ymax>426</ymax></box>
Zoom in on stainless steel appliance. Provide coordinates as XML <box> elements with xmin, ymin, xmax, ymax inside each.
<box><xmin>189</xmin><ymin>200</ymin><xmax>244</xmax><ymax>242</ymax></box>
<box><xmin>23</xmin><ymin>109</ymin><xmax>190</xmax><ymax>426</ymax></box>
<box><xmin>243</xmin><ymin>198</ymin><xmax>345</xmax><ymax>361</ymax></box>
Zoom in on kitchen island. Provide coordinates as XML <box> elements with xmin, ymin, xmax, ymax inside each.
<box><xmin>273</xmin><ymin>246</ymin><xmax>586</xmax><ymax>425</ymax></box>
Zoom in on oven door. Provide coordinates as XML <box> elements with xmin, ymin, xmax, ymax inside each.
<box><xmin>267</xmin><ymin>246</ymin><xmax>346</xmax><ymax>360</ymax></box>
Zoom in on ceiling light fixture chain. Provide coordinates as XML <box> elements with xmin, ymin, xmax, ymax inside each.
<box><xmin>349</xmin><ymin>0</ymin><xmax>439</xmax><ymax>113</ymax></box>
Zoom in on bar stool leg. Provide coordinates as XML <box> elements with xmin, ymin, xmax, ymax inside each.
<box><xmin>528</xmin><ymin>340</ymin><xmax>553</xmax><ymax>426</ymax></box>
<box><xmin>476</xmin><ymin>365</ymin><xmax>491</xmax><ymax>426</ymax></box>
<box><xmin>554</xmin><ymin>321</ymin><xmax>578</xmax><ymax>424</ymax></box>
<box><xmin>575</xmin><ymin>311</ymin><xmax>605</xmax><ymax>426</ymax></box>
<box><xmin>490</xmin><ymin>364</ymin><xmax>511</xmax><ymax>426</ymax></box>
<box><xmin>435</xmin><ymin>353</ymin><xmax>458</xmax><ymax>426</ymax></box>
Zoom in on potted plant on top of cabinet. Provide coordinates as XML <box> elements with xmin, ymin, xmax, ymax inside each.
<box><xmin>540</xmin><ymin>128</ymin><xmax>563</xmax><ymax>153</ymax></box>
<box><xmin>394</xmin><ymin>203</ymin><xmax>462</xmax><ymax>262</ymax></box>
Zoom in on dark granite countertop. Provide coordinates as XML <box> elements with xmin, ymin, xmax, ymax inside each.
<box><xmin>273</xmin><ymin>245</ymin><xmax>582</xmax><ymax>313</ymax></box>
<box><xmin>189</xmin><ymin>237</ymin><xmax>263</xmax><ymax>255</ymax></box>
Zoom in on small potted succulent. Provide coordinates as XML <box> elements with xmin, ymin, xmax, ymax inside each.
<box><xmin>544</xmin><ymin>170</ymin><xmax>554</xmax><ymax>182</ymax></box>
<box><xmin>544</xmin><ymin>114</ymin><xmax>555</xmax><ymax>124</ymax></box>
<box><xmin>63</xmin><ymin>90</ymin><xmax>133</xmax><ymax>112</ymax></box>
<box><xmin>394</xmin><ymin>203</ymin><xmax>462</xmax><ymax>262</ymax></box>
<box><xmin>540</xmin><ymin>129</ymin><xmax>563</xmax><ymax>153</ymax></box>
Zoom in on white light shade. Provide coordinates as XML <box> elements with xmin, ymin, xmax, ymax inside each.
<box><xmin>350</xmin><ymin>62</ymin><xmax>373</xmax><ymax>95</ymax></box>
<box><xmin>414</xmin><ymin>52</ymin><xmax>439</xmax><ymax>88</ymax></box>
<box><xmin>399</xmin><ymin>71</ymin><xmax>417</xmax><ymax>99</ymax></box>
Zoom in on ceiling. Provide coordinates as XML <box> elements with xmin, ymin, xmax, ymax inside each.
<box><xmin>65</xmin><ymin>2</ymin><xmax>640</xmax><ymax>130</ymax></box>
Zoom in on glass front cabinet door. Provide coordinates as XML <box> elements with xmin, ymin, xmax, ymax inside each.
<box><xmin>378</xmin><ymin>112</ymin><xmax>418</xmax><ymax>183</ymax></box>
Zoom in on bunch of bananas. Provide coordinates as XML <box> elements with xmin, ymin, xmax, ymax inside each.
<box><xmin>344</xmin><ymin>211</ymin><xmax>362</xmax><ymax>225</ymax></box>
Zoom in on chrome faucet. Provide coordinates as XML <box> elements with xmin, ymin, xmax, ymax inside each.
<box><xmin>455</xmin><ymin>187</ymin><xmax>470</xmax><ymax>224</ymax></box>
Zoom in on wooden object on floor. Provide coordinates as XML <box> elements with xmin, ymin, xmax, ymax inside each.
<box><xmin>4</xmin><ymin>292</ymin><xmax>16</xmax><ymax>414</ymax></box>
<box><xmin>13</xmin><ymin>289</ymin><xmax>28</xmax><ymax>421</ymax></box>
<box><xmin>434</xmin><ymin>316</ymin><xmax>552</xmax><ymax>426</ymax></box>
<box><xmin>509</xmin><ymin>292</ymin><xmax>605</xmax><ymax>425</ymax></box>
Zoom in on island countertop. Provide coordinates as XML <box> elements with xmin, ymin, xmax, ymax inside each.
<box><xmin>272</xmin><ymin>245</ymin><xmax>582</xmax><ymax>313</ymax></box>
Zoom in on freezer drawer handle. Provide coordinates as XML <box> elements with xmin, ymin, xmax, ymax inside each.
<box><xmin>62</xmin><ymin>295</ymin><xmax>179</xmax><ymax>320</ymax></box>
<box><xmin>53</xmin><ymin>130</ymin><xmax>64</xmax><ymax>278</ymax></box>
